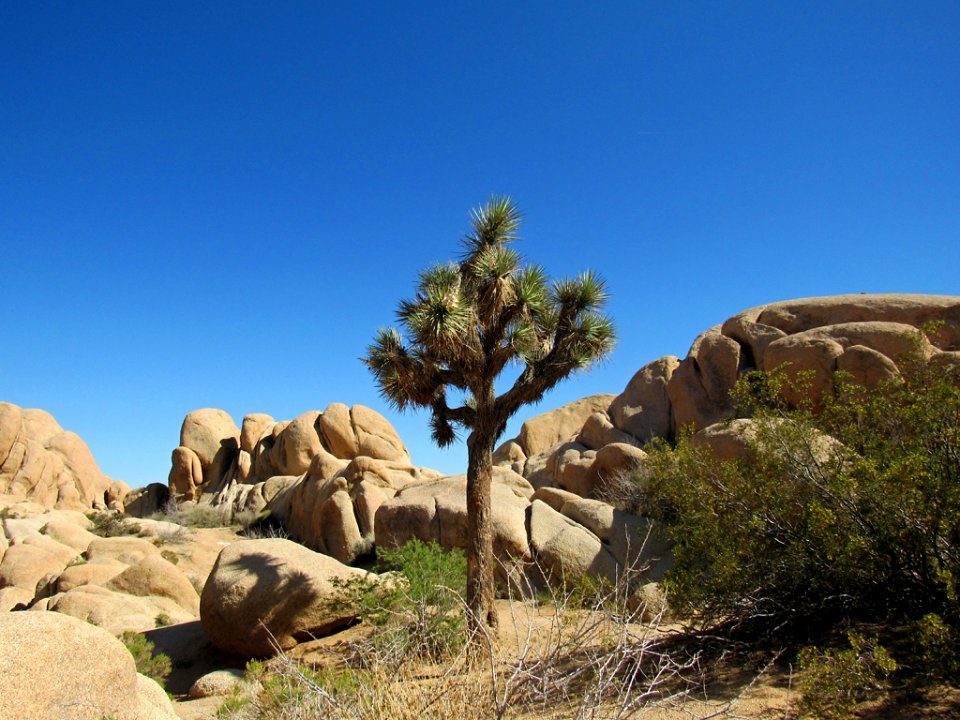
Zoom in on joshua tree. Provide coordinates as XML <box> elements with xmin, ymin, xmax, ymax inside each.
<box><xmin>364</xmin><ymin>196</ymin><xmax>615</xmax><ymax>636</ymax></box>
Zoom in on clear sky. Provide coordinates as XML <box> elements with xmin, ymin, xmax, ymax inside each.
<box><xmin>2</xmin><ymin>1</ymin><xmax>958</xmax><ymax>487</ymax></box>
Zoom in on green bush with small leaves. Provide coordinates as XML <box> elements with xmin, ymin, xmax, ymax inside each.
<box><xmin>120</xmin><ymin>631</ymin><xmax>172</xmax><ymax>685</ymax></box>
<box><xmin>797</xmin><ymin>633</ymin><xmax>897</xmax><ymax>719</ymax></box>
<box><xmin>634</xmin><ymin>331</ymin><xmax>960</xmax><ymax>680</ymax></box>
<box><xmin>333</xmin><ymin>538</ymin><xmax>468</xmax><ymax>665</ymax></box>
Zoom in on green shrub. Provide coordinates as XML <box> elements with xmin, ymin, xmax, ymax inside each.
<box><xmin>636</xmin><ymin>340</ymin><xmax>960</xmax><ymax>662</ymax></box>
<box><xmin>797</xmin><ymin>633</ymin><xmax>896</xmax><ymax>719</ymax></box>
<box><xmin>334</xmin><ymin>538</ymin><xmax>468</xmax><ymax>665</ymax></box>
<box><xmin>120</xmin><ymin>631</ymin><xmax>172</xmax><ymax>685</ymax></box>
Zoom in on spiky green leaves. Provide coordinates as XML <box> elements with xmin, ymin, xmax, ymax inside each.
<box><xmin>365</xmin><ymin>197</ymin><xmax>615</xmax><ymax>442</ymax></box>
<box><xmin>462</xmin><ymin>195</ymin><xmax>522</xmax><ymax>254</ymax></box>
<box><xmin>397</xmin><ymin>263</ymin><xmax>479</xmax><ymax>361</ymax></box>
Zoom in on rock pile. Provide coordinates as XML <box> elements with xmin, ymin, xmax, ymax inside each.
<box><xmin>0</xmin><ymin>403</ymin><xmax>126</xmax><ymax>511</ymax></box>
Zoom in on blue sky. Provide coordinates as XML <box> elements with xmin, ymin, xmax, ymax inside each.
<box><xmin>2</xmin><ymin>1</ymin><xmax>958</xmax><ymax>487</ymax></box>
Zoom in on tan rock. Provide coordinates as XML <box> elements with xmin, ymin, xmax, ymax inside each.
<box><xmin>200</xmin><ymin>538</ymin><xmax>371</xmax><ymax>656</ymax></box>
<box><xmin>375</xmin><ymin>475</ymin><xmax>530</xmax><ymax>561</ymax></box>
<box><xmin>272</xmin><ymin>411</ymin><xmax>322</xmax><ymax>476</ymax></box>
<box><xmin>608</xmin><ymin>356</ymin><xmax>679</xmax><ymax>443</ymax></box>
<box><xmin>48</xmin><ymin>584</ymin><xmax>195</xmax><ymax>635</ymax></box>
<box><xmin>55</xmin><ymin>559</ymin><xmax>128</xmax><ymax>593</ymax></box>
<box><xmin>530</xmin><ymin>486</ymin><xmax>582</xmax><ymax>512</ymax></box>
<box><xmin>754</xmin><ymin>294</ymin><xmax>960</xmax><ymax>345</ymax></box>
<box><xmin>318</xmin><ymin>402</ymin><xmax>357</xmax><ymax>458</ymax></box>
<box><xmin>517</xmin><ymin>395</ymin><xmax>616</xmax><ymax>457</ymax></box>
<box><xmin>179</xmin><ymin>409</ymin><xmax>240</xmax><ymax>489</ymax></box>
<box><xmin>106</xmin><ymin>554</ymin><xmax>201</xmax><ymax>614</ymax></box>
<box><xmin>690</xmin><ymin>419</ymin><xmax>760</xmax><ymax>461</ymax></box>
<box><xmin>22</xmin><ymin>532</ymin><xmax>80</xmax><ymax>565</ymax></box>
<box><xmin>0</xmin><ymin>403</ymin><xmax>113</xmax><ymax>511</ymax></box>
<box><xmin>577</xmin><ymin>411</ymin><xmax>637</xmax><ymax>450</ymax></box>
<box><xmin>528</xmin><ymin>500</ymin><xmax>620</xmax><ymax>586</ymax></box>
<box><xmin>764</xmin><ymin>334</ymin><xmax>845</xmax><ymax>406</ymax></box>
<box><xmin>240</xmin><ymin>413</ymin><xmax>275</xmax><ymax>454</ymax></box>
<box><xmin>318</xmin><ymin>489</ymin><xmax>364</xmax><ymax>564</ymax></box>
<box><xmin>85</xmin><ymin>536</ymin><xmax>162</xmax><ymax>565</ymax></box>
<box><xmin>0</xmin><ymin>585</ymin><xmax>34</xmax><ymax>611</ymax></box>
<box><xmin>188</xmin><ymin>668</ymin><xmax>246</xmax><ymax>699</ymax></box>
<box><xmin>0</xmin><ymin>542</ymin><xmax>67</xmax><ymax>595</ymax></box>
<box><xmin>169</xmin><ymin>446</ymin><xmax>203</xmax><ymax>501</ymax></box>
<box><xmin>0</xmin><ymin>610</ymin><xmax>179</xmax><ymax>720</ymax></box>
<box><xmin>837</xmin><ymin>345</ymin><xmax>900</xmax><ymax>389</ymax></box>
<box><xmin>351</xmin><ymin>404</ymin><xmax>410</xmax><ymax>462</ymax></box>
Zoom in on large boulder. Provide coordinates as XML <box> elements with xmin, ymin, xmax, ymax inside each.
<box><xmin>515</xmin><ymin>395</ymin><xmax>617</xmax><ymax>457</ymax></box>
<box><xmin>168</xmin><ymin>446</ymin><xmax>203</xmax><ymax>501</ymax></box>
<box><xmin>271</xmin><ymin>411</ymin><xmax>323</xmax><ymax>476</ymax></box>
<box><xmin>179</xmin><ymin>409</ymin><xmax>240</xmax><ymax>491</ymax></box>
<box><xmin>47</xmin><ymin>584</ymin><xmax>195</xmax><ymax>634</ymax></box>
<box><xmin>317</xmin><ymin>403</ymin><xmax>410</xmax><ymax>463</ymax></box>
<box><xmin>0</xmin><ymin>611</ymin><xmax>179</xmax><ymax>720</ymax></box>
<box><xmin>105</xmin><ymin>554</ymin><xmax>201</xmax><ymax>614</ymax></box>
<box><xmin>527</xmin><ymin>500</ymin><xmax>620</xmax><ymax>585</ymax></box>
<box><xmin>375</xmin><ymin>470</ymin><xmax>532</xmax><ymax>561</ymax></box>
<box><xmin>200</xmin><ymin>538</ymin><xmax>370</xmax><ymax>657</ymax></box>
<box><xmin>0</xmin><ymin>542</ymin><xmax>69</xmax><ymax>597</ymax></box>
<box><xmin>0</xmin><ymin>403</ymin><xmax>113</xmax><ymax>511</ymax></box>
<box><xmin>608</xmin><ymin>356</ymin><xmax>679</xmax><ymax>444</ymax></box>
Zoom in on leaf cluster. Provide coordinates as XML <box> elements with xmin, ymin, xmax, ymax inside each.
<box><xmin>364</xmin><ymin>196</ymin><xmax>615</xmax><ymax>447</ymax></box>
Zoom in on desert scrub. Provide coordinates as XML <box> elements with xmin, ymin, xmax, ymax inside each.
<box><xmin>796</xmin><ymin>633</ymin><xmax>896</xmax><ymax>719</ymax></box>
<box><xmin>332</xmin><ymin>538</ymin><xmax>468</xmax><ymax>666</ymax></box>
<box><xmin>88</xmin><ymin>512</ymin><xmax>140</xmax><ymax>538</ymax></box>
<box><xmin>120</xmin><ymin>631</ymin><xmax>172</xmax><ymax>685</ymax></box>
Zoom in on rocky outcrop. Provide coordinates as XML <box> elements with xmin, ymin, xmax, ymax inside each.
<box><xmin>0</xmin><ymin>403</ymin><xmax>115</xmax><ymax>511</ymax></box>
<box><xmin>179</xmin><ymin>409</ymin><xmax>241</xmax><ymax>493</ymax></box>
<box><xmin>497</xmin><ymin>294</ymin><xmax>960</xmax><ymax>493</ymax></box>
<box><xmin>199</xmin><ymin>538</ymin><xmax>370</xmax><ymax>657</ymax></box>
<box><xmin>0</xmin><ymin>611</ymin><xmax>179</xmax><ymax>720</ymax></box>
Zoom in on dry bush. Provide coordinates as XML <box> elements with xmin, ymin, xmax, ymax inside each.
<box><xmin>216</xmin><ymin>554</ymin><xmax>716</xmax><ymax>720</ymax></box>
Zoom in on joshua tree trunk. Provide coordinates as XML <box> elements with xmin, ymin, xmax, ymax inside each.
<box><xmin>465</xmin><ymin>406</ymin><xmax>498</xmax><ymax>638</ymax></box>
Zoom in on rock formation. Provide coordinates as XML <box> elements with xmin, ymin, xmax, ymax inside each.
<box><xmin>0</xmin><ymin>403</ymin><xmax>117</xmax><ymax>511</ymax></box>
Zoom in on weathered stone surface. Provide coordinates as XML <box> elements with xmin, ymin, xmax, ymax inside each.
<box><xmin>528</xmin><ymin>500</ymin><xmax>619</xmax><ymax>585</ymax></box>
<box><xmin>200</xmin><ymin>538</ymin><xmax>370</xmax><ymax>657</ymax></box>
<box><xmin>318</xmin><ymin>489</ymin><xmax>364</xmax><ymax>565</ymax></box>
<box><xmin>179</xmin><ymin>409</ymin><xmax>240</xmax><ymax>490</ymax></box>
<box><xmin>0</xmin><ymin>542</ymin><xmax>67</xmax><ymax>595</ymax></box>
<box><xmin>517</xmin><ymin>395</ymin><xmax>617</xmax><ymax>457</ymax></box>
<box><xmin>21</xmin><ymin>533</ymin><xmax>80</xmax><ymax>566</ymax></box>
<box><xmin>376</xmin><ymin>472</ymin><xmax>531</xmax><ymax>560</ymax></box>
<box><xmin>836</xmin><ymin>344</ymin><xmax>901</xmax><ymax>389</ymax></box>
<box><xmin>530</xmin><ymin>486</ymin><xmax>582</xmax><ymax>513</ymax></box>
<box><xmin>754</xmin><ymin>294</ymin><xmax>960</xmax><ymax>346</ymax></box>
<box><xmin>85</xmin><ymin>536</ymin><xmax>162</xmax><ymax>566</ymax></box>
<box><xmin>608</xmin><ymin>356</ymin><xmax>679</xmax><ymax>444</ymax></box>
<box><xmin>667</xmin><ymin>358</ymin><xmax>725</xmax><ymax>434</ymax></box>
<box><xmin>55</xmin><ymin>559</ymin><xmax>128</xmax><ymax>593</ymax></box>
<box><xmin>169</xmin><ymin>446</ymin><xmax>203</xmax><ymax>501</ymax></box>
<box><xmin>352</xmin><ymin>404</ymin><xmax>410</xmax><ymax>462</ymax></box>
<box><xmin>188</xmin><ymin>668</ymin><xmax>246</xmax><ymax>699</ymax></box>
<box><xmin>0</xmin><ymin>584</ymin><xmax>33</xmax><ymax>611</ymax></box>
<box><xmin>0</xmin><ymin>403</ymin><xmax>113</xmax><ymax>511</ymax></box>
<box><xmin>577</xmin><ymin>411</ymin><xmax>637</xmax><ymax>450</ymax></box>
<box><xmin>124</xmin><ymin>483</ymin><xmax>171</xmax><ymax>518</ymax></box>
<box><xmin>241</xmin><ymin>413</ymin><xmax>275</xmax><ymax>454</ymax></box>
<box><xmin>106</xmin><ymin>554</ymin><xmax>201</xmax><ymax>614</ymax></box>
<box><xmin>0</xmin><ymin>610</ymin><xmax>179</xmax><ymax>720</ymax></box>
<box><xmin>764</xmin><ymin>334</ymin><xmax>846</xmax><ymax>406</ymax></box>
<box><xmin>690</xmin><ymin>419</ymin><xmax>760</xmax><ymax>462</ymax></box>
<box><xmin>272</xmin><ymin>411</ymin><xmax>322</xmax><ymax>476</ymax></box>
<box><xmin>48</xmin><ymin>584</ymin><xmax>195</xmax><ymax>634</ymax></box>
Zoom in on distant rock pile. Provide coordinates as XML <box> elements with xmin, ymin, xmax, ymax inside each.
<box><xmin>0</xmin><ymin>403</ymin><xmax>128</xmax><ymax>512</ymax></box>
